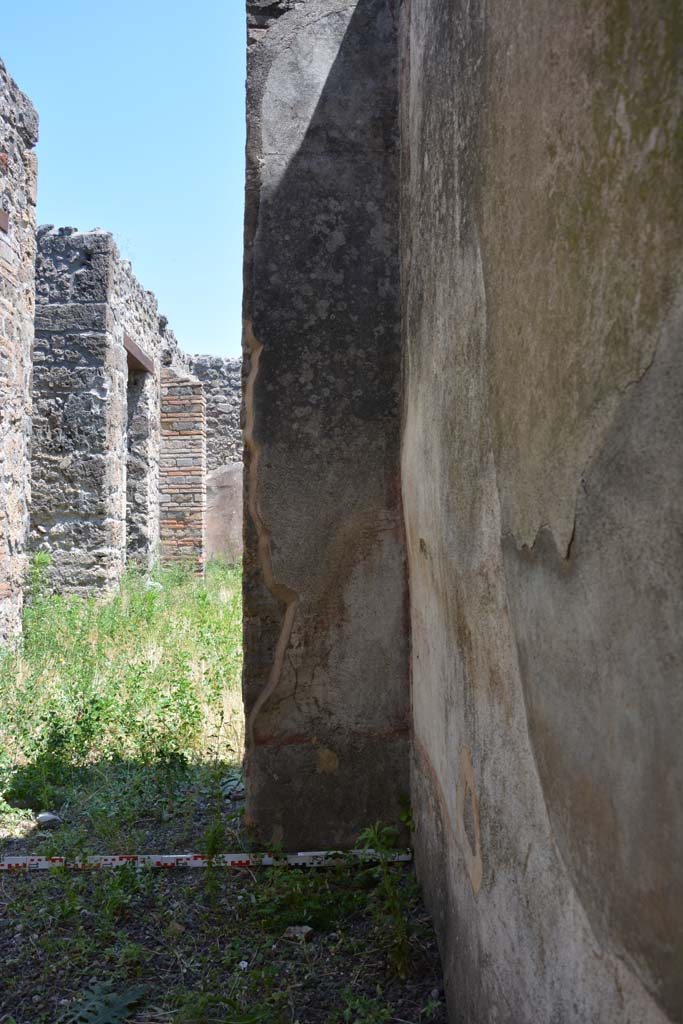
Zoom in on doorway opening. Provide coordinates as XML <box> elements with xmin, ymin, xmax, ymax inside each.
<box><xmin>125</xmin><ymin>361</ymin><xmax>154</xmax><ymax>569</ymax></box>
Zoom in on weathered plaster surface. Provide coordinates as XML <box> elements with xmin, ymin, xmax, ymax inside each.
<box><xmin>399</xmin><ymin>1</ymin><xmax>682</xmax><ymax>1021</ymax></box>
<box><xmin>243</xmin><ymin>0</ymin><xmax>410</xmax><ymax>848</ymax></box>
<box><xmin>0</xmin><ymin>59</ymin><xmax>37</xmax><ymax>641</ymax></box>
<box><xmin>205</xmin><ymin>463</ymin><xmax>243</xmax><ymax>564</ymax></box>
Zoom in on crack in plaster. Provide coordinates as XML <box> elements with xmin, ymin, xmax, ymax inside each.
<box><xmin>243</xmin><ymin>319</ymin><xmax>300</xmax><ymax>749</ymax></box>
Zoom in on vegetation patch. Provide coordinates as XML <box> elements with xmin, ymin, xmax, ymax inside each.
<box><xmin>0</xmin><ymin>563</ymin><xmax>446</xmax><ymax>1024</ymax></box>
<box><xmin>0</xmin><ymin>558</ymin><xmax>243</xmax><ymax>854</ymax></box>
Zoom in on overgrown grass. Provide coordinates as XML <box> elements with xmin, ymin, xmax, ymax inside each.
<box><xmin>0</xmin><ymin>557</ymin><xmax>243</xmax><ymax>847</ymax></box>
<box><xmin>0</xmin><ymin>559</ymin><xmax>447</xmax><ymax>1024</ymax></box>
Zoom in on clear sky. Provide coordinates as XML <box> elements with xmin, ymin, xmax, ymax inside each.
<box><xmin>2</xmin><ymin>1</ymin><xmax>245</xmax><ymax>358</ymax></box>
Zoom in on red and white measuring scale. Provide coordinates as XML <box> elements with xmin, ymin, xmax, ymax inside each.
<box><xmin>0</xmin><ymin>849</ymin><xmax>412</xmax><ymax>872</ymax></box>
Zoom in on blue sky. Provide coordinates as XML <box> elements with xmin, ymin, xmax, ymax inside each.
<box><xmin>2</xmin><ymin>1</ymin><xmax>245</xmax><ymax>358</ymax></box>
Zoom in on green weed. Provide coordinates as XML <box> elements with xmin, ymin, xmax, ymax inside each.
<box><xmin>56</xmin><ymin>981</ymin><xmax>147</xmax><ymax>1024</ymax></box>
<box><xmin>0</xmin><ymin>560</ymin><xmax>446</xmax><ymax>1024</ymax></box>
<box><xmin>0</xmin><ymin>559</ymin><xmax>242</xmax><ymax>829</ymax></box>
<box><xmin>358</xmin><ymin>822</ymin><xmax>412</xmax><ymax>979</ymax></box>
<box><xmin>326</xmin><ymin>988</ymin><xmax>392</xmax><ymax>1024</ymax></box>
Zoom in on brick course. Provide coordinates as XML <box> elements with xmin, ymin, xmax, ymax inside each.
<box><xmin>159</xmin><ymin>369</ymin><xmax>206</xmax><ymax>574</ymax></box>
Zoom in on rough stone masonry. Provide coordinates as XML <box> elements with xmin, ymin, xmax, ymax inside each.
<box><xmin>0</xmin><ymin>60</ymin><xmax>37</xmax><ymax>642</ymax></box>
<box><xmin>244</xmin><ymin>2</ymin><xmax>683</xmax><ymax>1022</ymax></box>
<box><xmin>188</xmin><ymin>355</ymin><xmax>241</xmax><ymax>471</ymax></box>
<box><xmin>188</xmin><ymin>355</ymin><xmax>243</xmax><ymax>563</ymax></box>
<box><xmin>31</xmin><ymin>226</ymin><xmax>207</xmax><ymax>591</ymax></box>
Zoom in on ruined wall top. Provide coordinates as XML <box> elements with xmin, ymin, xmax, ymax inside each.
<box><xmin>35</xmin><ymin>226</ymin><xmax>114</xmax><ymax>306</ymax></box>
<box><xmin>160</xmin><ymin>321</ymin><xmax>192</xmax><ymax>375</ymax></box>
<box><xmin>0</xmin><ymin>58</ymin><xmax>38</xmax><ymax>151</ymax></box>
<box><xmin>247</xmin><ymin>1</ymin><xmax>300</xmax><ymax>31</ymax></box>
<box><xmin>35</xmin><ymin>226</ymin><xmax>195</xmax><ymax>375</ymax></box>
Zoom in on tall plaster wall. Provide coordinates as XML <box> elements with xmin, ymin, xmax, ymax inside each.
<box><xmin>243</xmin><ymin>0</ymin><xmax>410</xmax><ymax>847</ymax></box>
<box><xmin>0</xmin><ymin>60</ymin><xmax>37</xmax><ymax>641</ymax></box>
<box><xmin>399</xmin><ymin>1</ymin><xmax>683</xmax><ymax>1022</ymax></box>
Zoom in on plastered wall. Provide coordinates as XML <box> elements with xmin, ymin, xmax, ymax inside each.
<box><xmin>243</xmin><ymin>0</ymin><xmax>410</xmax><ymax>847</ymax></box>
<box><xmin>399</xmin><ymin>1</ymin><xmax>682</xmax><ymax>1020</ymax></box>
<box><xmin>0</xmin><ymin>60</ymin><xmax>37</xmax><ymax>640</ymax></box>
<box><xmin>244</xmin><ymin>0</ymin><xmax>682</xmax><ymax>1018</ymax></box>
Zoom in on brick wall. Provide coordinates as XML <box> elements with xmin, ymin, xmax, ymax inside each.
<box><xmin>159</xmin><ymin>369</ymin><xmax>206</xmax><ymax>573</ymax></box>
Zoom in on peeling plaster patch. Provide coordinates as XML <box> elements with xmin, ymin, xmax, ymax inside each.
<box><xmin>243</xmin><ymin>319</ymin><xmax>300</xmax><ymax>749</ymax></box>
<box><xmin>456</xmin><ymin>746</ymin><xmax>483</xmax><ymax>896</ymax></box>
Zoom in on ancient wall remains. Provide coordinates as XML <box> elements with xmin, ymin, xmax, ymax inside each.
<box><xmin>0</xmin><ymin>60</ymin><xmax>37</xmax><ymax>641</ymax></box>
<box><xmin>187</xmin><ymin>356</ymin><xmax>241</xmax><ymax>471</ymax></box>
<box><xmin>243</xmin><ymin>0</ymin><xmax>409</xmax><ymax>847</ymax></box>
<box><xmin>159</xmin><ymin>369</ymin><xmax>206</xmax><ymax>573</ymax></box>
<box><xmin>32</xmin><ymin>228</ymin><xmax>205</xmax><ymax>591</ymax></box>
<box><xmin>187</xmin><ymin>355</ymin><xmax>242</xmax><ymax>564</ymax></box>
<box><xmin>204</xmin><ymin>463</ymin><xmax>242</xmax><ymax>564</ymax></box>
<box><xmin>399</xmin><ymin>2</ymin><xmax>682</xmax><ymax>1022</ymax></box>
<box><xmin>245</xmin><ymin>0</ymin><xmax>682</xmax><ymax>1020</ymax></box>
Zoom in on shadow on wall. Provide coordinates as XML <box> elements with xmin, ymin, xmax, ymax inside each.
<box><xmin>242</xmin><ymin>0</ymin><xmax>409</xmax><ymax>848</ymax></box>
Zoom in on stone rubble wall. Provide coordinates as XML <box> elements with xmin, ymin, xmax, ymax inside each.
<box><xmin>187</xmin><ymin>355</ymin><xmax>241</xmax><ymax>471</ymax></box>
<box><xmin>187</xmin><ymin>355</ymin><xmax>242</xmax><ymax>564</ymax></box>
<box><xmin>110</xmin><ymin>249</ymin><xmax>172</xmax><ymax>569</ymax></box>
<box><xmin>31</xmin><ymin>227</ymin><xmax>206</xmax><ymax>591</ymax></box>
<box><xmin>159</xmin><ymin>369</ymin><xmax>206</xmax><ymax>573</ymax></box>
<box><xmin>243</xmin><ymin>0</ymin><xmax>409</xmax><ymax>848</ymax></box>
<box><xmin>0</xmin><ymin>60</ymin><xmax>38</xmax><ymax>642</ymax></box>
<box><xmin>160</xmin><ymin>320</ymin><xmax>192</xmax><ymax>376</ymax></box>
<box><xmin>32</xmin><ymin>228</ymin><xmax>121</xmax><ymax>593</ymax></box>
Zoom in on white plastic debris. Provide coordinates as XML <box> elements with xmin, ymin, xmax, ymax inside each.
<box><xmin>36</xmin><ymin>812</ymin><xmax>61</xmax><ymax>829</ymax></box>
<box><xmin>283</xmin><ymin>925</ymin><xmax>314</xmax><ymax>942</ymax></box>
